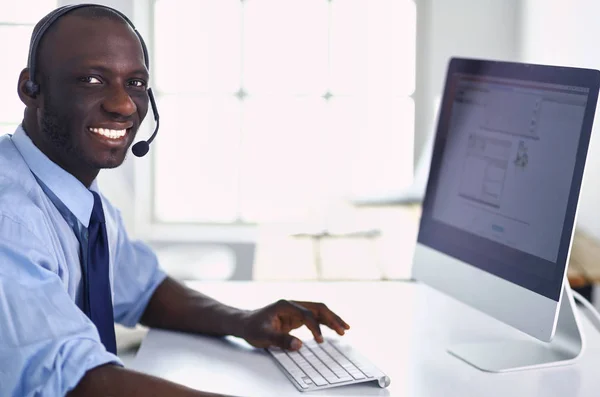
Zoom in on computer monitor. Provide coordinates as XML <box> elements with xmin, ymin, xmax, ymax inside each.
<box><xmin>412</xmin><ymin>58</ymin><xmax>600</xmax><ymax>372</ymax></box>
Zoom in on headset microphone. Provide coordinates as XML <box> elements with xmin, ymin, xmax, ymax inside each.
<box><xmin>132</xmin><ymin>88</ymin><xmax>159</xmax><ymax>157</ymax></box>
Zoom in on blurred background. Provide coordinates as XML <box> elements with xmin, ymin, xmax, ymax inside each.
<box><xmin>2</xmin><ymin>0</ymin><xmax>600</xmax><ymax>288</ymax></box>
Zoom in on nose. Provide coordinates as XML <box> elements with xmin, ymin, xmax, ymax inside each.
<box><xmin>102</xmin><ymin>84</ymin><xmax>136</xmax><ymax>117</ymax></box>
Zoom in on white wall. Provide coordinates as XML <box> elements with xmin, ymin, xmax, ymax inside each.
<box><xmin>414</xmin><ymin>0</ymin><xmax>521</xmax><ymax>164</ymax></box>
<box><xmin>520</xmin><ymin>0</ymin><xmax>600</xmax><ymax>239</ymax></box>
<box><xmin>58</xmin><ymin>0</ymin><xmax>132</xmax><ymax>15</ymax></box>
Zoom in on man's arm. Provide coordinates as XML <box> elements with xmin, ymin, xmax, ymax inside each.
<box><xmin>68</xmin><ymin>365</ymin><xmax>229</xmax><ymax>397</ymax></box>
<box><xmin>140</xmin><ymin>276</ymin><xmax>350</xmax><ymax>350</ymax></box>
<box><xmin>140</xmin><ymin>276</ymin><xmax>247</xmax><ymax>338</ymax></box>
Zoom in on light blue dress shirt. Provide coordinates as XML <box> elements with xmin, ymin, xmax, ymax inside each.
<box><xmin>0</xmin><ymin>126</ymin><xmax>167</xmax><ymax>396</ymax></box>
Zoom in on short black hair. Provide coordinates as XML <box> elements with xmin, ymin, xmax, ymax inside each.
<box><xmin>29</xmin><ymin>5</ymin><xmax>131</xmax><ymax>80</ymax></box>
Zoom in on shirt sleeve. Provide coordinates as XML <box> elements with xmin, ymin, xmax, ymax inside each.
<box><xmin>111</xmin><ymin>211</ymin><xmax>167</xmax><ymax>328</ymax></box>
<box><xmin>0</xmin><ymin>215</ymin><xmax>122</xmax><ymax>397</ymax></box>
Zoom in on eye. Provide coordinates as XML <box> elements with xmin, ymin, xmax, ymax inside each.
<box><xmin>79</xmin><ymin>76</ymin><xmax>102</xmax><ymax>84</ymax></box>
<box><xmin>128</xmin><ymin>79</ymin><xmax>147</xmax><ymax>89</ymax></box>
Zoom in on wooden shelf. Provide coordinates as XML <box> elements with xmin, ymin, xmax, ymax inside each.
<box><xmin>568</xmin><ymin>229</ymin><xmax>600</xmax><ymax>287</ymax></box>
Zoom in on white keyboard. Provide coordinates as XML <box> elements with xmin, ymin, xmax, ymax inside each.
<box><xmin>268</xmin><ymin>339</ymin><xmax>391</xmax><ymax>392</ymax></box>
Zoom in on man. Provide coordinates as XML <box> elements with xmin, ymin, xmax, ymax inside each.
<box><xmin>0</xmin><ymin>5</ymin><xmax>349</xmax><ymax>397</ymax></box>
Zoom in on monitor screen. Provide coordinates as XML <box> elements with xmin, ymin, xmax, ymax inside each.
<box><xmin>418</xmin><ymin>60</ymin><xmax>599</xmax><ymax>301</ymax></box>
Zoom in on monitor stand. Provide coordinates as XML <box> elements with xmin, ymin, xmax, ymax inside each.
<box><xmin>447</xmin><ymin>284</ymin><xmax>585</xmax><ymax>372</ymax></box>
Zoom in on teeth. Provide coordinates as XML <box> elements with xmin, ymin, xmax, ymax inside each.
<box><xmin>89</xmin><ymin>127</ymin><xmax>127</xmax><ymax>139</ymax></box>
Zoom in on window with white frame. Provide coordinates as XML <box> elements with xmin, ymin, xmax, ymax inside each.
<box><xmin>0</xmin><ymin>1</ymin><xmax>56</xmax><ymax>136</ymax></box>
<box><xmin>151</xmin><ymin>0</ymin><xmax>416</xmax><ymax>226</ymax></box>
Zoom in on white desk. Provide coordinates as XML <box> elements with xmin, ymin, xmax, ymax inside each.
<box><xmin>131</xmin><ymin>281</ymin><xmax>600</xmax><ymax>397</ymax></box>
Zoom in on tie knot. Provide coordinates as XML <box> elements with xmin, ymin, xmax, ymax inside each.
<box><xmin>90</xmin><ymin>191</ymin><xmax>106</xmax><ymax>224</ymax></box>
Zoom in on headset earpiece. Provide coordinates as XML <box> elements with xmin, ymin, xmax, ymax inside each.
<box><xmin>24</xmin><ymin>80</ymin><xmax>39</xmax><ymax>97</ymax></box>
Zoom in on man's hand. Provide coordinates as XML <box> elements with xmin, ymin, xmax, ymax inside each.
<box><xmin>240</xmin><ymin>300</ymin><xmax>350</xmax><ymax>351</ymax></box>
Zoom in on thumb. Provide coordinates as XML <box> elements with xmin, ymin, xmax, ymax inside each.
<box><xmin>267</xmin><ymin>332</ymin><xmax>303</xmax><ymax>351</ymax></box>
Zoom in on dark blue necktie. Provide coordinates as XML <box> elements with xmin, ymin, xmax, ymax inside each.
<box><xmin>85</xmin><ymin>191</ymin><xmax>117</xmax><ymax>354</ymax></box>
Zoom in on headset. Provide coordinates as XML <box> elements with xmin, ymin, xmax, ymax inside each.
<box><xmin>25</xmin><ymin>3</ymin><xmax>159</xmax><ymax>157</ymax></box>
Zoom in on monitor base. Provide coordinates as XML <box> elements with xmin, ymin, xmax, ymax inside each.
<box><xmin>448</xmin><ymin>284</ymin><xmax>585</xmax><ymax>372</ymax></box>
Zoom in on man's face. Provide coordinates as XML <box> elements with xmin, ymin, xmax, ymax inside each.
<box><xmin>35</xmin><ymin>16</ymin><xmax>149</xmax><ymax>173</ymax></box>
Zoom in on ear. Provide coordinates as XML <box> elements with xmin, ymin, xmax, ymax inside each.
<box><xmin>18</xmin><ymin>68</ymin><xmax>40</xmax><ymax>108</ymax></box>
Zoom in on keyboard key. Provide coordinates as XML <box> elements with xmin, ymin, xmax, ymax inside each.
<box><xmin>283</xmin><ymin>369</ymin><xmax>308</xmax><ymax>389</ymax></box>
<box><xmin>326</xmin><ymin>344</ymin><xmax>376</xmax><ymax>378</ymax></box>
<box><xmin>286</xmin><ymin>350</ymin><xmax>331</xmax><ymax>385</ymax></box>
<box><xmin>309</xmin><ymin>348</ymin><xmax>349</xmax><ymax>377</ymax></box>
<box><xmin>300</xmin><ymin>346</ymin><xmax>351</xmax><ymax>383</ymax></box>
<box><xmin>348</xmin><ymin>370</ymin><xmax>366</xmax><ymax>380</ymax></box>
<box><xmin>311</xmin><ymin>375</ymin><xmax>329</xmax><ymax>387</ymax></box>
<box><xmin>319</xmin><ymin>344</ymin><xmax>366</xmax><ymax>380</ymax></box>
<box><xmin>294</xmin><ymin>379</ymin><xmax>309</xmax><ymax>389</ymax></box>
<box><xmin>276</xmin><ymin>354</ymin><xmax>298</xmax><ymax>371</ymax></box>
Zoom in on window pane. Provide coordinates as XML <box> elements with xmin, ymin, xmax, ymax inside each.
<box><xmin>323</xmin><ymin>97</ymin><xmax>366</xmax><ymax>197</ymax></box>
<box><xmin>238</xmin><ymin>95</ymin><xmax>413</xmax><ymax>223</ymax></box>
<box><xmin>151</xmin><ymin>0</ymin><xmax>418</xmax><ymax>227</ymax></box>
<box><xmin>330</xmin><ymin>0</ymin><xmax>416</xmax><ymax>96</ymax></box>
<box><xmin>0</xmin><ymin>26</ymin><xmax>33</xmax><ymax>123</ymax></box>
<box><xmin>0</xmin><ymin>0</ymin><xmax>55</xmax><ymax>24</ymax></box>
<box><xmin>154</xmin><ymin>94</ymin><xmax>242</xmax><ymax>223</ymax></box>
<box><xmin>244</xmin><ymin>0</ymin><xmax>328</xmax><ymax>95</ymax></box>
<box><xmin>348</xmin><ymin>96</ymin><xmax>414</xmax><ymax>196</ymax></box>
<box><xmin>154</xmin><ymin>0</ymin><xmax>241</xmax><ymax>94</ymax></box>
<box><xmin>239</xmin><ymin>96</ymin><xmax>329</xmax><ymax>223</ymax></box>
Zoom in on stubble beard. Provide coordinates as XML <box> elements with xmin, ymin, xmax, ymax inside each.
<box><xmin>40</xmin><ymin>100</ymin><xmax>124</xmax><ymax>170</ymax></box>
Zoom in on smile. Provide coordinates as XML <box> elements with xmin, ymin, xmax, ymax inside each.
<box><xmin>88</xmin><ymin>127</ymin><xmax>127</xmax><ymax>139</ymax></box>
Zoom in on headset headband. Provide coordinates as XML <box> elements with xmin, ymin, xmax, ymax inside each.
<box><xmin>28</xmin><ymin>3</ymin><xmax>150</xmax><ymax>88</ymax></box>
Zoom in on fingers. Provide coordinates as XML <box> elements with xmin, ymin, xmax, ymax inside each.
<box><xmin>330</xmin><ymin>311</ymin><xmax>351</xmax><ymax>332</ymax></box>
<box><xmin>288</xmin><ymin>301</ymin><xmax>324</xmax><ymax>343</ymax></box>
<box><xmin>325</xmin><ymin>311</ymin><xmax>350</xmax><ymax>335</ymax></box>
<box><xmin>292</xmin><ymin>301</ymin><xmax>350</xmax><ymax>335</ymax></box>
<box><xmin>267</xmin><ymin>331</ymin><xmax>303</xmax><ymax>351</ymax></box>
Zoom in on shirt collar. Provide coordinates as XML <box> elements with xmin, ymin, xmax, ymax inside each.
<box><xmin>11</xmin><ymin>125</ymin><xmax>96</xmax><ymax>227</ymax></box>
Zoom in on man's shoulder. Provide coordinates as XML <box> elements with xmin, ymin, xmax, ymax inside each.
<box><xmin>0</xmin><ymin>134</ymin><xmax>36</xmax><ymax>183</ymax></box>
<box><xmin>0</xmin><ymin>135</ymin><xmax>47</xmax><ymax>227</ymax></box>
<box><xmin>0</xmin><ymin>186</ymin><xmax>47</xmax><ymax>234</ymax></box>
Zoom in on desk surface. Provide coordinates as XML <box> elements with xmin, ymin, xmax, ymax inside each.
<box><xmin>131</xmin><ymin>281</ymin><xmax>600</xmax><ymax>397</ymax></box>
